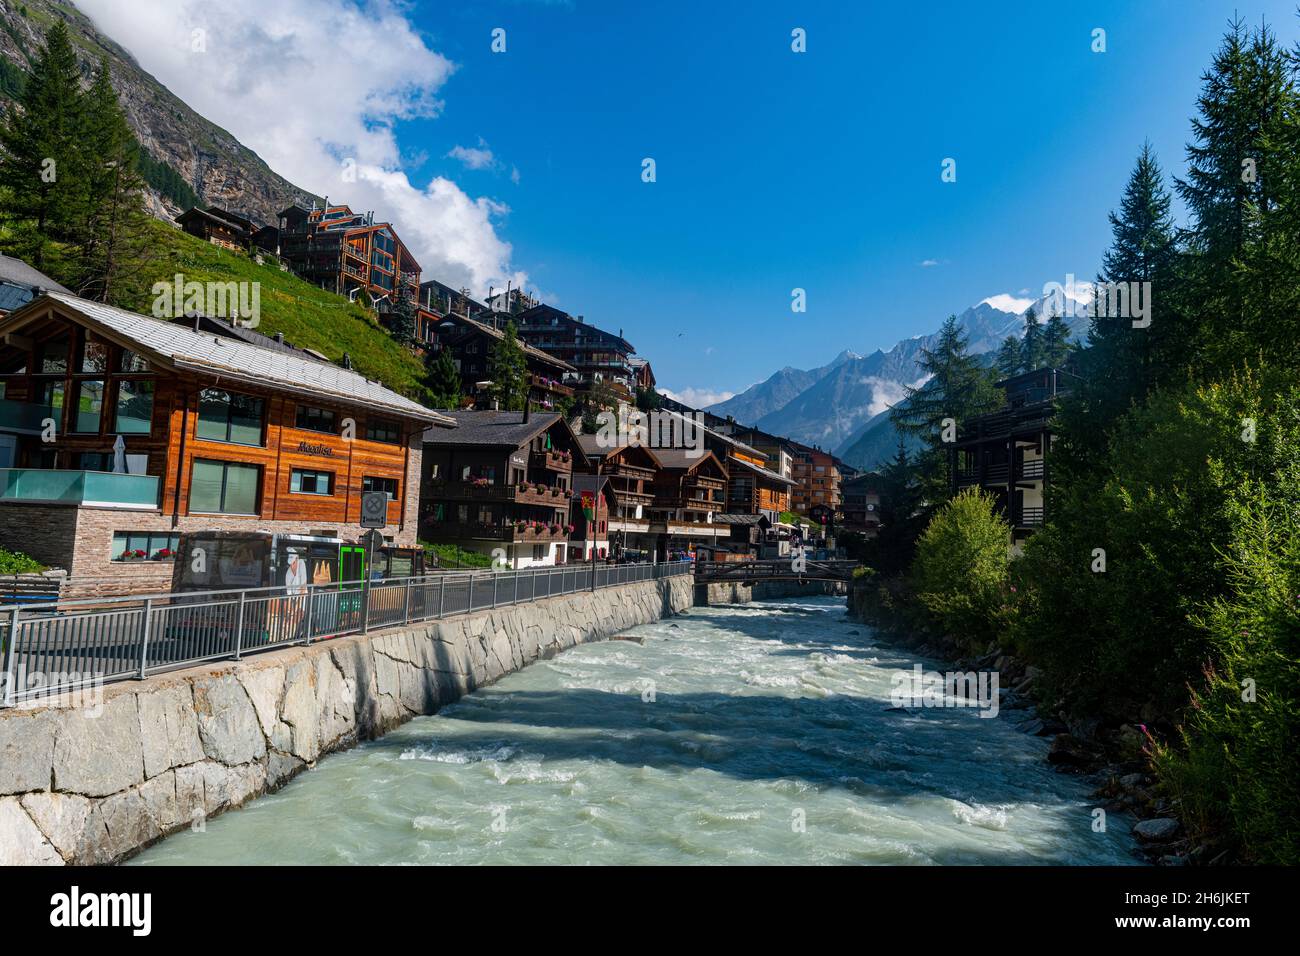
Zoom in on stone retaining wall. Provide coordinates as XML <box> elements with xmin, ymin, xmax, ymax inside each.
<box><xmin>0</xmin><ymin>574</ymin><xmax>695</xmax><ymax>865</ymax></box>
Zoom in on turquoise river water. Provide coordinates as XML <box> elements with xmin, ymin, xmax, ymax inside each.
<box><xmin>132</xmin><ymin>596</ymin><xmax>1138</xmax><ymax>865</ymax></box>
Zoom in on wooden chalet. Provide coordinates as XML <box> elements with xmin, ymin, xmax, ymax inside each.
<box><xmin>419</xmin><ymin>409</ymin><xmax>587</xmax><ymax>568</ymax></box>
<box><xmin>256</xmin><ymin>203</ymin><xmax>421</xmax><ymax>306</ymax></box>
<box><xmin>0</xmin><ymin>292</ymin><xmax>453</xmax><ymax>592</ymax></box>
<box><xmin>952</xmin><ymin>367</ymin><xmax>1068</xmax><ymax>546</ymax></box>
<box><xmin>174</xmin><ymin>206</ymin><xmax>257</xmax><ymax>251</ymax></box>
<box><xmin>513</xmin><ymin>304</ymin><xmax>637</xmax><ymax>402</ymax></box>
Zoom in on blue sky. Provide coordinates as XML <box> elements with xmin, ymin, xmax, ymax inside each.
<box><xmin>388</xmin><ymin>0</ymin><xmax>1296</xmax><ymax>403</ymax></box>
<box><xmin>83</xmin><ymin>0</ymin><xmax>1300</xmax><ymax>405</ymax></box>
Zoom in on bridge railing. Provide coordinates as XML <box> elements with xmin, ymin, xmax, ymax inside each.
<box><xmin>0</xmin><ymin>560</ymin><xmax>693</xmax><ymax>708</ymax></box>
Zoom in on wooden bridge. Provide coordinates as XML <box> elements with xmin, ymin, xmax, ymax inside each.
<box><xmin>693</xmin><ymin>559</ymin><xmax>860</xmax><ymax>584</ymax></box>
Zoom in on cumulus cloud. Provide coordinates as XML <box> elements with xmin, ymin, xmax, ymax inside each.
<box><xmin>447</xmin><ymin>141</ymin><xmax>497</xmax><ymax>170</ymax></box>
<box><xmin>662</xmin><ymin>387</ymin><xmax>736</xmax><ymax>409</ymax></box>
<box><xmin>77</xmin><ymin>0</ymin><xmax>524</xmax><ymax>296</ymax></box>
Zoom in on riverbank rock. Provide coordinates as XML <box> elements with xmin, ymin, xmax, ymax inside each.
<box><xmin>1047</xmin><ymin>733</ymin><xmax>1102</xmax><ymax>769</ymax></box>
<box><xmin>1133</xmin><ymin>817</ymin><xmax>1182</xmax><ymax>842</ymax></box>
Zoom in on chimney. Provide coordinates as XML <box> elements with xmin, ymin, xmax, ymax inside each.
<box><xmin>275</xmin><ymin>332</ymin><xmax>285</xmax><ymax>344</ymax></box>
<box><xmin>523</xmin><ymin>399</ymin><xmax>531</xmax><ymax>423</ymax></box>
<box><xmin>342</xmin><ymin>352</ymin><xmax>353</xmax><ymax>370</ymax></box>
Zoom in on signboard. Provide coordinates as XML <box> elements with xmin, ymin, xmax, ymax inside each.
<box><xmin>360</xmin><ymin>491</ymin><xmax>389</xmax><ymax>529</ymax></box>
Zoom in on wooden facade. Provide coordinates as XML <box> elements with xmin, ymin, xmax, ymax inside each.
<box><xmin>0</xmin><ymin>296</ymin><xmax>445</xmax><ymax>584</ymax></box>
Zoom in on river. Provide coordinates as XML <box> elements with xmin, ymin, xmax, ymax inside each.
<box><xmin>131</xmin><ymin>596</ymin><xmax>1138</xmax><ymax>865</ymax></box>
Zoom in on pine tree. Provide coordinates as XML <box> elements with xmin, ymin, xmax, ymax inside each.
<box><xmin>426</xmin><ymin>346</ymin><xmax>462</xmax><ymax>409</ymax></box>
<box><xmin>995</xmin><ymin>335</ymin><xmax>1021</xmax><ymax>377</ymax></box>
<box><xmin>386</xmin><ymin>284</ymin><xmax>419</xmax><ymax>346</ymax></box>
<box><xmin>0</xmin><ymin>21</ymin><xmax>87</xmax><ymax>273</ymax></box>
<box><xmin>487</xmin><ymin>319</ymin><xmax>528</xmax><ymax>411</ymax></box>
<box><xmin>866</xmin><ymin>440</ymin><xmax>925</xmax><ymax>577</ymax></box>
<box><xmin>74</xmin><ymin>59</ymin><xmax>153</xmax><ymax>303</ymax></box>
<box><xmin>890</xmin><ymin>316</ymin><xmax>1001</xmax><ymax>504</ymax></box>
<box><xmin>1041</xmin><ymin>311</ymin><xmax>1073</xmax><ymax>368</ymax></box>
<box><xmin>1020</xmin><ymin>306</ymin><xmax>1045</xmax><ymax>371</ymax></box>
<box><xmin>1177</xmin><ymin>19</ymin><xmax>1298</xmax><ymax>375</ymax></box>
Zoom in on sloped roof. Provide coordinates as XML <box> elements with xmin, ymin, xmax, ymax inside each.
<box><xmin>437</xmin><ymin>312</ymin><xmax>574</xmax><ymax>372</ymax></box>
<box><xmin>3</xmin><ymin>292</ymin><xmax>453</xmax><ymax>425</ymax></box>
<box><xmin>575</xmin><ymin>433</ymin><xmax>663</xmax><ymax>466</ymax></box>
<box><xmin>727</xmin><ymin>453</ymin><xmax>797</xmax><ymax>486</ymax></box>
<box><xmin>652</xmin><ymin>447</ymin><xmax>724</xmax><ymax>474</ymax></box>
<box><xmin>0</xmin><ymin>255</ymin><xmax>70</xmax><ymax>295</ymax></box>
<box><xmin>421</xmin><ymin>409</ymin><xmax>561</xmax><ymax>447</ymax></box>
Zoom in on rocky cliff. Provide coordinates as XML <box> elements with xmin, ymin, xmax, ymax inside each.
<box><xmin>0</xmin><ymin>0</ymin><xmax>318</xmax><ymax>225</ymax></box>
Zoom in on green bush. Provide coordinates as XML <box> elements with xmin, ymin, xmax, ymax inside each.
<box><xmin>1016</xmin><ymin>371</ymin><xmax>1299</xmax><ymax>718</ymax></box>
<box><xmin>0</xmin><ymin>547</ymin><xmax>44</xmax><ymax>574</ymax></box>
<box><xmin>421</xmin><ymin>542</ymin><xmax>494</xmax><ymax>569</ymax></box>
<box><xmin>910</xmin><ymin>488</ymin><xmax>1011</xmax><ymax>652</ymax></box>
<box><xmin>1150</xmin><ymin>478</ymin><xmax>1300</xmax><ymax>863</ymax></box>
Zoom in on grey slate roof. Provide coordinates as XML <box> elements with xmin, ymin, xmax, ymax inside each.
<box><xmin>0</xmin><ymin>255</ymin><xmax>70</xmax><ymax>295</ymax></box>
<box><xmin>6</xmin><ymin>292</ymin><xmax>453</xmax><ymax>425</ymax></box>
<box><xmin>421</xmin><ymin>409</ymin><xmax>561</xmax><ymax>447</ymax></box>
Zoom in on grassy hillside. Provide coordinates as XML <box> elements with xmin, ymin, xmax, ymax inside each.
<box><xmin>118</xmin><ymin>223</ymin><xmax>433</xmax><ymax>404</ymax></box>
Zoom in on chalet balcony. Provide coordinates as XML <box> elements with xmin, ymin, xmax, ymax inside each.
<box><xmin>1017</xmin><ymin>506</ymin><xmax>1045</xmax><ymax>527</ymax></box>
<box><xmin>420</xmin><ymin>519</ymin><xmax>572</xmax><ymax>544</ymax></box>
<box><xmin>528</xmin><ymin>374</ymin><xmax>574</xmax><ymax>398</ymax></box>
<box><xmin>530</xmin><ymin>449</ymin><xmax>574</xmax><ymax>473</ymax></box>
<box><xmin>0</xmin><ymin>399</ymin><xmax>55</xmax><ymax>435</ymax></box>
<box><xmin>0</xmin><ymin>468</ymin><xmax>160</xmax><ymax>509</ymax></box>
<box><xmin>426</xmin><ymin>480</ymin><xmax>569</xmax><ymax>506</ymax></box>
<box><xmin>1018</xmin><ymin>458</ymin><xmax>1045</xmax><ymax>481</ymax></box>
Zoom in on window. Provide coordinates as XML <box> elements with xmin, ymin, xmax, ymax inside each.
<box><xmin>72</xmin><ymin>380</ymin><xmax>104</xmax><ymax>433</ymax></box>
<box><xmin>78</xmin><ymin>452</ymin><xmax>111</xmax><ymax>471</ymax></box>
<box><xmin>365</xmin><ymin>418</ymin><xmax>400</xmax><ymax>444</ymax></box>
<box><xmin>39</xmin><ymin>336</ymin><xmax>68</xmax><ymax>374</ymax></box>
<box><xmin>80</xmin><ymin>338</ymin><xmax>110</xmax><ymax>373</ymax></box>
<box><xmin>295</xmin><ymin>405</ymin><xmax>336</xmax><ymax>433</ymax></box>
<box><xmin>196</xmin><ymin>389</ymin><xmax>264</xmax><ymax>445</ymax></box>
<box><xmin>190</xmin><ymin>460</ymin><xmax>261</xmax><ymax>514</ymax></box>
<box><xmin>290</xmin><ymin>468</ymin><xmax>333</xmax><ymax>495</ymax></box>
<box><xmin>114</xmin><ymin>380</ymin><xmax>154</xmax><ymax>433</ymax></box>
<box><xmin>112</xmin><ymin>532</ymin><xmax>179</xmax><ymax>561</ymax></box>
<box><xmin>41</xmin><ymin>381</ymin><xmax>64</xmax><ymax>415</ymax></box>
<box><xmin>532</xmin><ymin>545</ymin><xmax>544</xmax><ymax>560</ymax></box>
<box><xmin>362</xmin><ymin>476</ymin><xmax>398</xmax><ymax>500</ymax></box>
<box><xmin>119</xmin><ymin>349</ymin><xmax>150</xmax><ymax>373</ymax></box>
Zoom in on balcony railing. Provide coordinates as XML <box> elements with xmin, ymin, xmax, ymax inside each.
<box><xmin>0</xmin><ymin>399</ymin><xmax>55</xmax><ymax>434</ymax></box>
<box><xmin>420</xmin><ymin>519</ymin><xmax>571</xmax><ymax>543</ymax></box>
<box><xmin>425</xmin><ymin>480</ymin><xmax>569</xmax><ymax>506</ymax></box>
<box><xmin>1017</xmin><ymin>506</ymin><xmax>1045</xmax><ymax>527</ymax></box>
<box><xmin>0</xmin><ymin>469</ymin><xmax>160</xmax><ymax>509</ymax></box>
<box><xmin>530</xmin><ymin>449</ymin><xmax>573</xmax><ymax>472</ymax></box>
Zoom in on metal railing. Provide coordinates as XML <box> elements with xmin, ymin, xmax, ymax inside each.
<box><xmin>0</xmin><ymin>560</ymin><xmax>693</xmax><ymax>707</ymax></box>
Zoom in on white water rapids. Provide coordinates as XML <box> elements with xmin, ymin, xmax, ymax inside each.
<box><xmin>132</xmin><ymin>596</ymin><xmax>1138</xmax><ymax>865</ymax></box>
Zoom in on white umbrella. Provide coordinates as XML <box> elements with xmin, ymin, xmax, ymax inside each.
<box><xmin>112</xmin><ymin>435</ymin><xmax>127</xmax><ymax>474</ymax></box>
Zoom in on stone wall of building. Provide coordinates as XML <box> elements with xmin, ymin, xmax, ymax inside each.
<box><xmin>0</xmin><ymin>573</ymin><xmax>695</xmax><ymax>865</ymax></box>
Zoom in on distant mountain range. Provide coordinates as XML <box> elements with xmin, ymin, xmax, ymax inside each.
<box><xmin>707</xmin><ymin>292</ymin><xmax>1091</xmax><ymax>472</ymax></box>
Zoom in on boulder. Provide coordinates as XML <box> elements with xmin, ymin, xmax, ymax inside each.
<box><xmin>1133</xmin><ymin>817</ymin><xmax>1182</xmax><ymax>842</ymax></box>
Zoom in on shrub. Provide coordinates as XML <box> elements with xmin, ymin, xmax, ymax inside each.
<box><xmin>1014</xmin><ymin>369</ymin><xmax>1296</xmax><ymax>720</ymax></box>
<box><xmin>0</xmin><ymin>547</ymin><xmax>44</xmax><ymax>574</ymax></box>
<box><xmin>910</xmin><ymin>488</ymin><xmax>1011</xmax><ymax>652</ymax></box>
<box><xmin>1150</xmin><ymin>478</ymin><xmax>1300</xmax><ymax>863</ymax></box>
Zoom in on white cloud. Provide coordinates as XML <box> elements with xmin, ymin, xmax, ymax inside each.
<box><xmin>77</xmin><ymin>0</ymin><xmax>524</xmax><ymax>296</ymax></box>
<box><xmin>980</xmin><ymin>293</ymin><xmax>1034</xmax><ymax>314</ymax></box>
<box><xmin>447</xmin><ymin>140</ymin><xmax>496</xmax><ymax>171</ymax></box>
<box><xmin>919</xmin><ymin>259</ymin><xmax>939</xmax><ymax>268</ymax></box>
<box><xmin>857</xmin><ymin>376</ymin><xmax>909</xmax><ymax>417</ymax></box>
<box><xmin>662</xmin><ymin>387</ymin><xmax>735</xmax><ymax>409</ymax></box>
